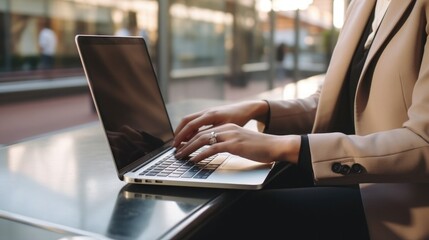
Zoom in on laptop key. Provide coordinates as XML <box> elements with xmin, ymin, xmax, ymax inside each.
<box><xmin>181</xmin><ymin>171</ymin><xmax>198</xmax><ymax>178</ymax></box>
<box><xmin>210</xmin><ymin>155</ymin><xmax>227</xmax><ymax>165</ymax></box>
<box><xmin>168</xmin><ymin>173</ymin><xmax>182</xmax><ymax>178</ymax></box>
<box><xmin>194</xmin><ymin>169</ymin><xmax>214</xmax><ymax>179</ymax></box>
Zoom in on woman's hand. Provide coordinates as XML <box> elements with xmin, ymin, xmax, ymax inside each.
<box><xmin>173</xmin><ymin>100</ymin><xmax>269</xmax><ymax>148</ymax></box>
<box><xmin>175</xmin><ymin>123</ymin><xmax>301</xmax><ymax>164</ymax></box>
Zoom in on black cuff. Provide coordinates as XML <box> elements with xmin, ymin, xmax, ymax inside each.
<box><xmin>298</xmin><ymin>135</ymin><xmax>315</xmax><ymax>179</ymax></box>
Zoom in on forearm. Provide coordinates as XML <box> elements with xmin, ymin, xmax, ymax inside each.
<box><xmin>240</xmin><ymin>100</ymin><xmax>270</xmax><ymax>123</ymax></box>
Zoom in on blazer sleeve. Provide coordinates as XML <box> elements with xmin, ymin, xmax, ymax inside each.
<box><xmin>262</xmin><ymin>85</ymin><xmax>321</xmax><ymax>136</ymax></box>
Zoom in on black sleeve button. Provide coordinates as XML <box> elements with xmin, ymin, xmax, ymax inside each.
<box><xmin>340</xmin><ymin>164</ymin><xmax>351</xmax><ymax>175</ymax></box>
<box><xmin>332</xmin><ymin>162</ymin><xmax>342</xmax><ymax>173</ymax></box>
<box><xmin>351</xmin><ymin>163</ymin><xmax>365</xmax><ymax>174</ymax></box>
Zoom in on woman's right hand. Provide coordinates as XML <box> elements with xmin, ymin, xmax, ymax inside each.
<box><xmin>173</xmin><ymin>100</ymin><xmax>269</xmax><ymax>148</ymax></box>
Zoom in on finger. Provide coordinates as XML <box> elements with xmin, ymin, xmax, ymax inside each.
<box><xmin>174</xmin><ymin>113</ymin><xmax>217</xmax><ymax>147</ymax></box>
<box><xmin>174</xmin><ymin>136</ymin><xmax>191</xmax><ymax>152</ymax></box>
<box><xmin>174</xmin><ymin>129</ymin><xmax>201</xmax><ymax>151</ymax></box>
<box><xmin>175</xmin><ymin>131</ymin><xmax>211</xmax><ymax>159</ymax></box>
<box><xmin>176</xmin><ymin>130</ymin><xmax>217</xmax><ymax>158</ymax></box>
<box><xmin>184</xmin><ymin>131</ymin><xmax>224</xmax><ymax>162</ymax></box>
<box><xmin>190</xmin><ymin>142</ymin><xmax>229</xmax><ymax>162</ymax></box>
<box><xmin>174</xmin><ymin>112</ymin><xmax>201</xmax><ymax>136</ymax></box>
<box><xmin>173</xmin><ymin>113</ymin><xmax>205</xmax><ymax>147</ymax></box>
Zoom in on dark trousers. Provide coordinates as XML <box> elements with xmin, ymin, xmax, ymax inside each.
<box><xmin>190</xmin><ymin>165</ymin><xmax>370</xmax><ymax>240</ymax></box>
<box><xmin>39</xmin><ymin>54</ymin><xmax>54</xmax><ymax>69</ymax></box>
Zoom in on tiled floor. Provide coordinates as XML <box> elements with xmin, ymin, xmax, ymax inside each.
<box><xmin>0</xmin><ymin>93</ymin><xmax>98</xmax><ymax>145</ymax></box>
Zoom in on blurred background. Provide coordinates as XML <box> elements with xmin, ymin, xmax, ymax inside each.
<box><xmin>0</xmin><ymin>0</ymin><xmax>349</xmax><ymax>145</ymax></box>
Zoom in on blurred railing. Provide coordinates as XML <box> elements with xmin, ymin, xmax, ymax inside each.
<box><xmin>0</xmin><ymin>58</ymin><xmax>325</xmax><ymax>103</ymax></box>
<box><xmin>0</xmin><ymin>68</ymin><xmax>84</xmax><ymax>83</ymax></box>
<box><xmin>0</xmin><ymin>68</ymin><xmax>88</xmax><ymax>103</ymax></box>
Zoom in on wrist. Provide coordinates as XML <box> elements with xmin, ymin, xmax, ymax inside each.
<box><xmin>248</xmin><ymin>100</ymin><xmax>269</xmax><ymax>123</ymax></box>
<box><xmin>274</xmin><ymin>135</ymin><xmax>301</xmax><ymax>164</ymax></box>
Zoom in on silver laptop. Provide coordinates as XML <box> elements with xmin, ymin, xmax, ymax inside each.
<box><xmin>75</xmin><ymin>35</ymin><xmax>281</xmax><ymax>190</ymax></box>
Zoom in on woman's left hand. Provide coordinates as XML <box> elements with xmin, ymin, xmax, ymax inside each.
<box><xmin>174</xmin><ymin>123</ymin><xmax>301</xmax><ymax>164</ymax></box>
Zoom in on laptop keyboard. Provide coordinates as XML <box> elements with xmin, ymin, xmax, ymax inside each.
<box><xmin>139</xmin><ymin>150</ymin><xmax>227</xmax><ymax>179</ymax></box>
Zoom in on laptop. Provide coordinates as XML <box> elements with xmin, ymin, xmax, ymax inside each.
<box><xmin>75</xmin><ymin>35</ymin><xmax>283</xmax><ymax>190</ymax></box>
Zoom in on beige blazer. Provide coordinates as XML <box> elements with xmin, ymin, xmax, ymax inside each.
<box><xmin>265</xmin><ymin>0</ymin><xmax>429</xmax><ymax>239</ymax></box>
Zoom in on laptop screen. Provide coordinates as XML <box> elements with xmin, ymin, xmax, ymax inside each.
<box><xmin>77</xmin><ymin>36</ymin><xmax>174</xmax><ymax>173</ymax></box>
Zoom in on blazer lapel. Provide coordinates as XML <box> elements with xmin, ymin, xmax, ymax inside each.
<box><xmin>357</xmin><ymin>0</ymin><xmax>414</xmax><ymax>101</ymax></box>
<box><xmin>313</xmin><ymin>0</ymin><xmax>375</xmax><ymax>132</ymax></box>
<box><xmin>352</xmin><ymin>0</ymin><xmax>414</xmax><ymax>131</ymax></box>
<box><xmin>363</xmin><ymin>0</ymin><xmax>414</xmax><ymax>68</ymax></box>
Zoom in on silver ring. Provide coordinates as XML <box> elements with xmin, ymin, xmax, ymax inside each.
<box><xmin>209</xmin><ymin>131</ymin><xmax>217</xmax><ymax>145</ymax></box>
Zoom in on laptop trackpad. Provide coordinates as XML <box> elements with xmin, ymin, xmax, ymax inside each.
<box><xmin>219</xmin><ymin>157</ymin><xmax>271</xmax><ymax>170</ymax></box>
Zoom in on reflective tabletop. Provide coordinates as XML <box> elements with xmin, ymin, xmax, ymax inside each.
<box><xmin>0</xmin><ymin>217</ymin><xmax>72</xmax><ymax>240</ymax></box>
<box><xmin>0</xmin><ymin>99</ymin><xmax>242</xmax><ymax>240</ymax></box>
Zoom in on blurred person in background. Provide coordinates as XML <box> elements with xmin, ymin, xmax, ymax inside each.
<box><xmin>275</xmin><ymin>42</ymin><xmax>287</xmax><ymax>80</ymax></box>
<box><xmin>38</xmin><ymin>18</ymin><xmax>57</xmax><ymax>69</ymax></box>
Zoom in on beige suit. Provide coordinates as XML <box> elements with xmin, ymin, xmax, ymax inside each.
<box><xmin>264</xmin><ymin>0</ymin><xmax>429</xmax><ymax>239</ymax></box>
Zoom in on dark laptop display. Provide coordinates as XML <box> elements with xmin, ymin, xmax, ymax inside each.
<box><xmin>77</xmin><ymin>36</ymin><xmax>173</xmax><ymax>175</ymax></box>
